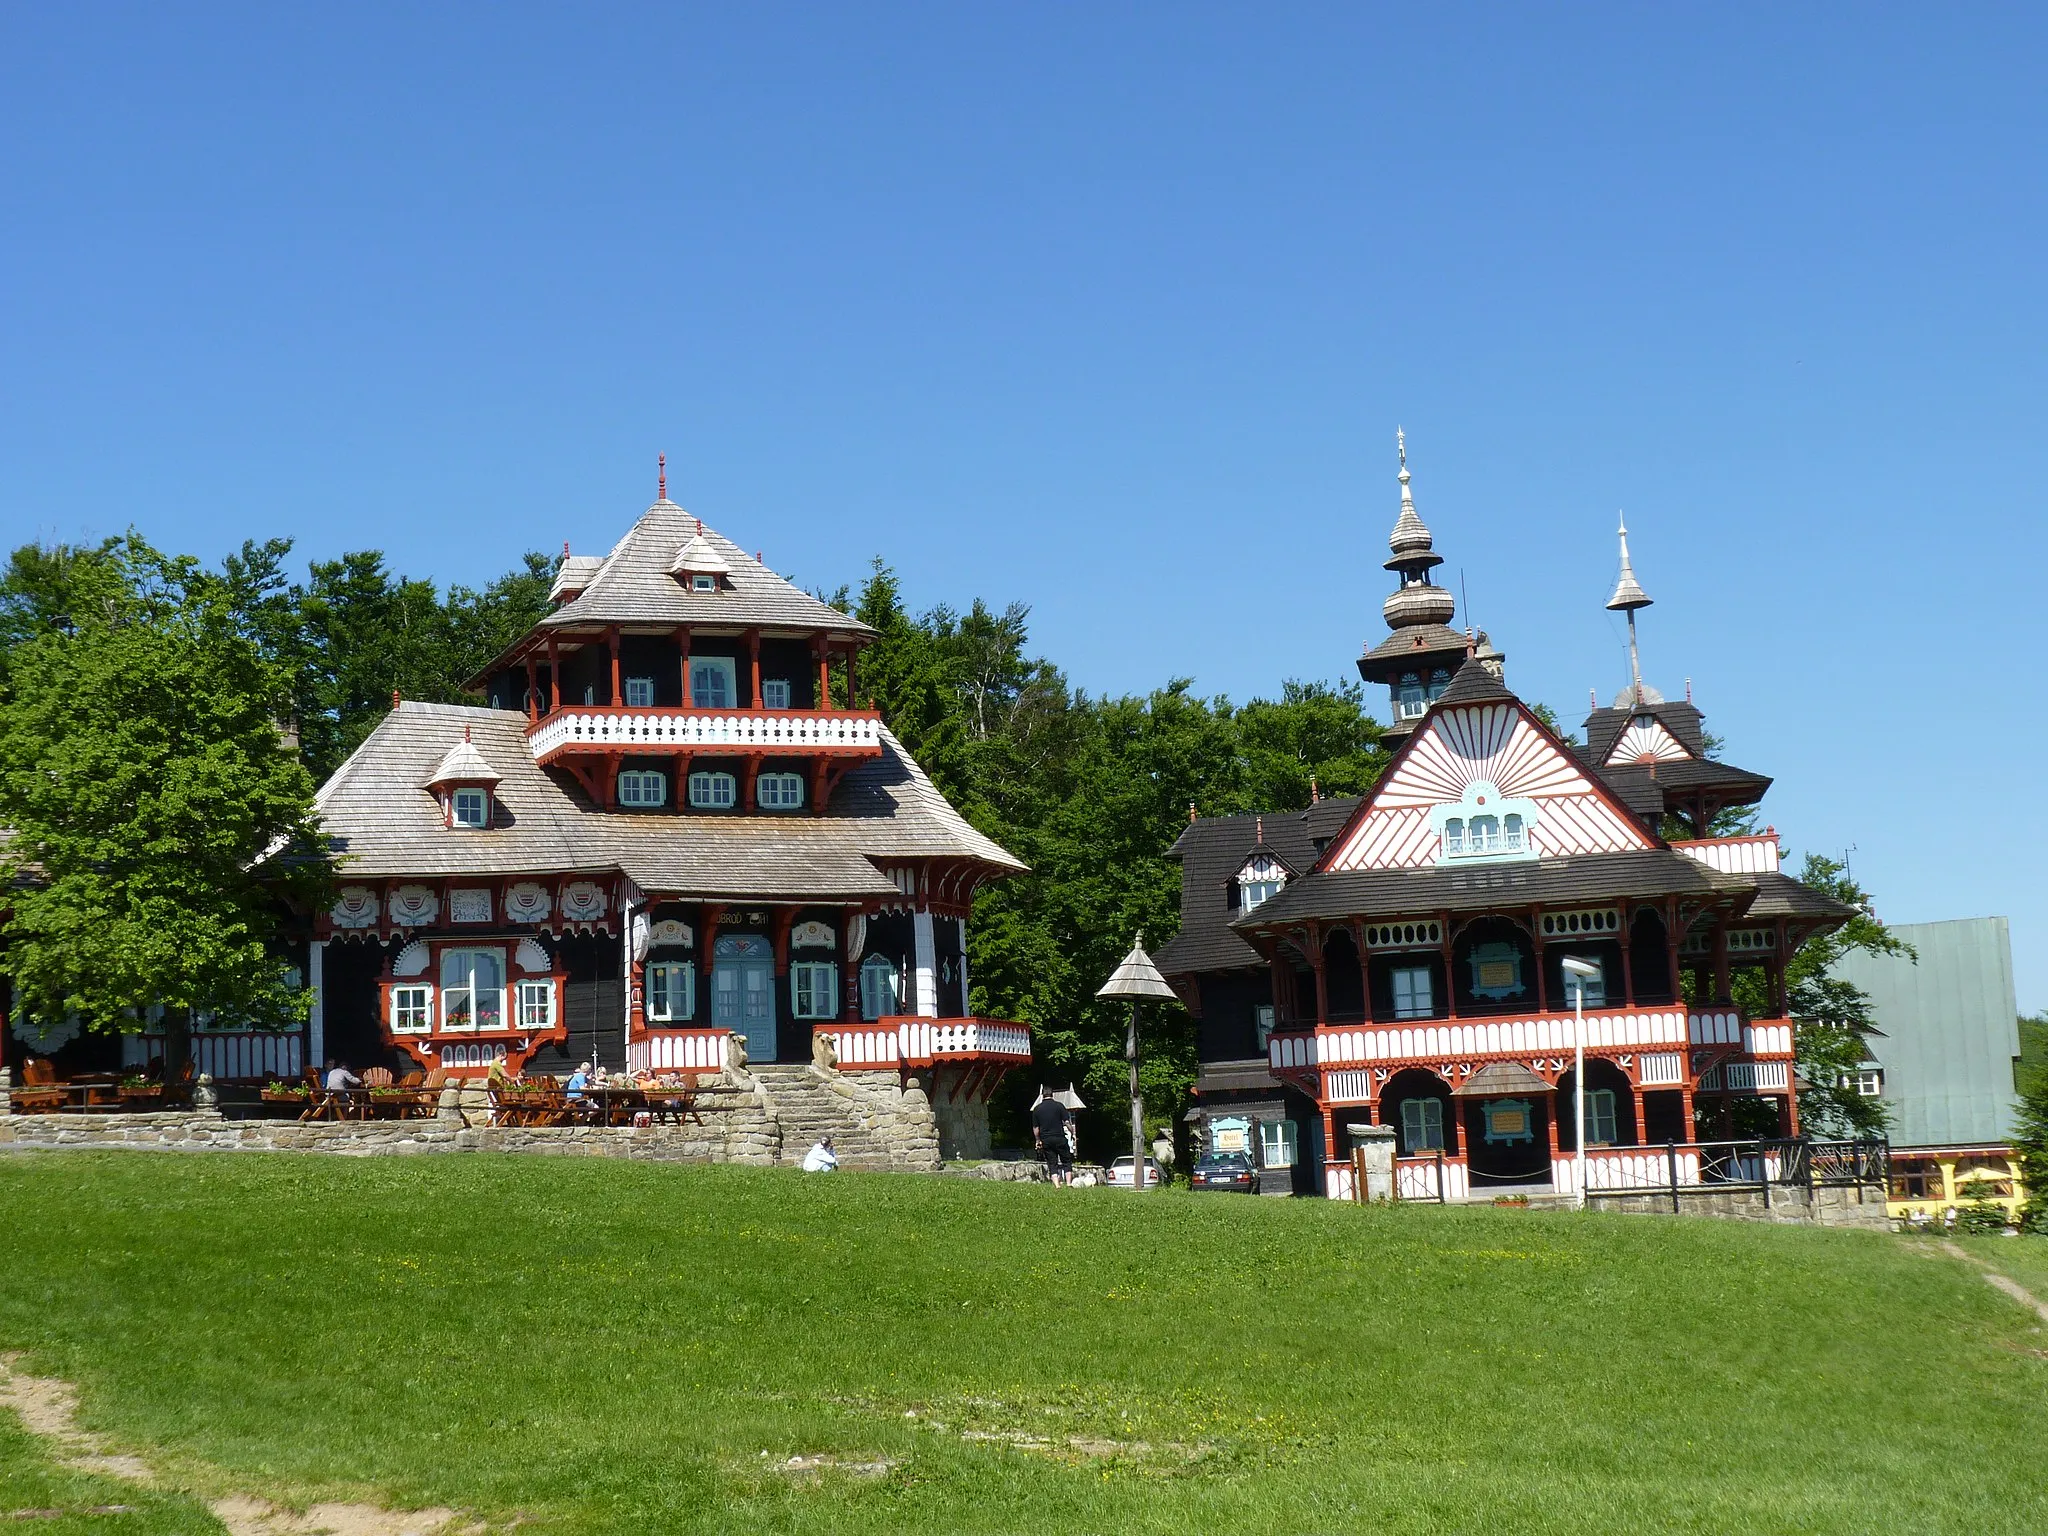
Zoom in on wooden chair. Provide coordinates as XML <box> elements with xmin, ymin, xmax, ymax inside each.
<box><xmin>12</xmin><ymin>1059</ymin><xmax>66</xmax><ymax>1114</ymax></box>
<box><xmin>300</xmin><ymin>1067</ymin><xmax>340</xmax><ymax>1122</ymax></box>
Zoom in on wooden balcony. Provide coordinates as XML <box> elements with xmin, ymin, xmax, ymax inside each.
<box><xmin>526</xmin><ymin>705</ymin><xmax>885</xmax><ymax>767</ymax></box>
<box><xmin>1268</xmin><ymin>1006</ymin><xmax>1789</xmax><ymax>1072</ymax></box>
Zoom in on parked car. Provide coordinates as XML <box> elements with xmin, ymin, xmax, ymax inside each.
<box><xmin>1190</xmin><ymin>1151</ymin><xmax>1257</xmax><ymax>1192</ymax></box>
<box><xmin>1106</xmin><ymin>1156</ymin><xmax>1163</xmax><ymax>1188</ymax></box>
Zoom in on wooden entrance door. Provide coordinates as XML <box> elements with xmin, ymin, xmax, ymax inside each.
<box><xmin>712</xmin><ymin>935</ymin><xmax>776</xmax><ymax>1061</ymax></box>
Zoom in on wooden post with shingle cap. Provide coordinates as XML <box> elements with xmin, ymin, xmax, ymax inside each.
<box><xmin>1098</xmin><ymin>935</ymin><xmax>1176</xmax><ymax>1191</ymax></box>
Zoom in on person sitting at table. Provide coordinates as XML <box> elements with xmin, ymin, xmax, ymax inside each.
<box><xmin>801</xmin><ymin>1136</ymin><xmax>839</xmax><ymax>1173</ymax></box>
<box><xmin>323</xmin><ymin>1059</ymin><xmax>363</xmax><ymax>1093</ymax></box>
<box><xmin>566</xmin><ymin>1062</ymin><xmax>591</xmax><ymax>1099</ymax></box>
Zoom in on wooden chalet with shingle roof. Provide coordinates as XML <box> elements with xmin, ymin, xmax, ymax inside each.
<box><xmin>1160</xmin><ymin>437</ymin><xmax>1855</xmax><ymax>1200</ymax></box>
<box><xmin>299</xmin><ymin>467</ymin><xmax>1029</xmax><ymax>1153</ymax></box>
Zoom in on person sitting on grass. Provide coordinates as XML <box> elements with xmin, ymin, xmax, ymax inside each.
<box><xmin>802</xmin><ymin>1136</ymin><xmax>839</xmax><ymax>1173</ymax></box>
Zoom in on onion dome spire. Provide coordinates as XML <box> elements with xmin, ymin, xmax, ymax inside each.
<box><xmin>1381</xmin><ymin>428</ymin><xmax>1455</xmax><ymax>627</ymax></box>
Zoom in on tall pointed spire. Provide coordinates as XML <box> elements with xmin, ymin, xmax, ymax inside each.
<box><xmin>1388</xmin><ymin>426</ymin><xmax>1434</xmax><ymax>556</ymax></box>
<box><xmin>1606</xmin><ymin>515</ymin><xmax>1654</xmax><ymax>706</ymax></box>
<box><xmin>658</xmin><ymin>453</ymin><xmax>667</xmax><ymax>502</ymax></box>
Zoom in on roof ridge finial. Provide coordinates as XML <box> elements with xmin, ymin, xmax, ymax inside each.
<box><xmin>464</xmin><ymin>725</ymin><xmax>471</xmax><ymax>742</ymax></box>
<box><xmin>1396</xmin><ymin>425</ymin><xmax>1412</xmax><ymax>506</ymax></box>
<box><xmin>1255</xmin><ymin>814</ymin><xmax>1264</xmax><ymax>843</ymax></box>
<box><xmin>658</xmin><ymin>453</ymin><xmax>667</xmax><ymax>501</ymax></box>
<box><xmin>562</xmin><ymin>540</ymin><xmax>571</xmax><ymax>559</ymax></box>
<box><xmin>1606</xmin><ymin>512</ymin><xmax>1654</xmax><ymax>706</ymax></box>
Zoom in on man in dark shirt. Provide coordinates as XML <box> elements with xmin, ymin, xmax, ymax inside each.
<box><xmin>1031</xmin><ymin>1090</ymin><xmax>1073</xmax><ymax>1187</ymax></box>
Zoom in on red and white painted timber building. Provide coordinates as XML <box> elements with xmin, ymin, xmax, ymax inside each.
<box><xmin>1158</xmin><ymin>435</ymin><xmax>1852</xmax><ymax>1198</ymax></box>
<box><xmin>279</xmin><ymin>471</ymin><xmax>1029</xmax><ymax>1152</ymax></box>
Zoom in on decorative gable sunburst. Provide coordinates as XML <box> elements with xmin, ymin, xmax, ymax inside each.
<box><xmin>1604</xmin><ymin>713</ymin><xmax>1690</xmax><ymax>766</ymax></box>
<box><xmin>1321</xmin><ymin>701</ymin><xmax>1655</xmax><ymax>872</ymax></box>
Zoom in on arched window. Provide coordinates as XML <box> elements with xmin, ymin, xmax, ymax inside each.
<box><xmin>1442</xmin><ymin>817</ymin><xmax>1465</xmax><ymax>856</ymax></box>
<box><xmin>1396</xmin><ymin>673</ymin><xmax>1426</xmax><ymax>720</ymax></box>
<box><xmin>1502</xmin><ymin>812</ymin><xmax>1525</xmax><ymax>852</ymax></box>
<box><xmin>1427</xmin><ymin>668</ymin><xmax>1452</xmax><ymax>701</ymax></box>
<box><xmin>859</xmin><ymin>953</ymin><xmax>902</xmax><ymax>1021</ymax></box>
<box><xmin>1469</xmin><ymin>814</ymin><xmax>1500</xmax><ymax>853</ymax></box>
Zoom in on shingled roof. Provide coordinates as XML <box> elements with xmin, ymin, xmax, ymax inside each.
<box><xmin>316</xmin><ymin>702</ymin><xmax>1021</xmax><ymax>900</ymax></box>
<box><xmin>543</xmin><ymin>499</ymin><xmax>875</xmax><ymax>636</ymax></box>
<box><xmin>1155</xmin><ymin>799</ymin><xmax>1363</xmax><ymax>976</ymax></box>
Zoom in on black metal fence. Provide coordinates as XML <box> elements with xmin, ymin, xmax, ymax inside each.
<box><xmin>1584</xmin><ymin>1138</ymin><xmax>1890</xmax><ymax>1212</ymax></box>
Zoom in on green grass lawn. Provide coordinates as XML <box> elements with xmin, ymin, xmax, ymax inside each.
<box><xmin>1</xmin><ymin>1154</ymin><xmax>2044</xmax><ymax>1535</ymax></box>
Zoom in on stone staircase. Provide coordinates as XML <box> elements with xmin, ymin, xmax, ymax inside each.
<box><xmin>749</xmin><ymin>1064</ymin><xmax>940</xmax><ymax>1172</ymax></box>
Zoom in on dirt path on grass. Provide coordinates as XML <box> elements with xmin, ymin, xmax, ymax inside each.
<box><xmin>1940</xmin><ymin>1241</ymin><xmax>2048</xmax><ymax>1326</ymax></box>
<box><xmin>0</xmin><ymin>1354</ymin><xmax>474</xmax><ymax>1536</ymax></box>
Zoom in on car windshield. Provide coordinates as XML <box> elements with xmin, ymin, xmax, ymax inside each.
<box><xmin>1196</xmin><ymin>1154</ymin><xmax>1251</xmax><ymax>1170</ymax></box>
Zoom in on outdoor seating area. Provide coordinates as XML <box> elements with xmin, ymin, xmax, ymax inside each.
<box><xmin>9</xmin><ymin>1058</ymin><xmax>196</xmax><ymax>1115</ymax></box>
<box><xmin>486</xmin><ymin>1072</ymin><xmax>710</xmax><ymax>1129</ymax></box>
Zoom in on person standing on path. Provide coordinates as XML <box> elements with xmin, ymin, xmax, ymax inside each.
<box><xmin>1032</xmin><ymin>1089</ymin><xmax>1073</xmax><ymax>1187</ymax></box>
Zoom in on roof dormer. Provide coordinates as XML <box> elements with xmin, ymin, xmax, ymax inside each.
<box><xmin>424</xmin><ymin>729</ymin><xmax>503</xmax><ymax>830</ymax></box>
<box><xmin>550</xmin><ymin>548</ymin><xmax>604</xmax><ymax>606</ymax></box>
<box><xmin>669</xmin><ymin>530</ymin><xmax>733</xmax><ymax>594</ymax></box>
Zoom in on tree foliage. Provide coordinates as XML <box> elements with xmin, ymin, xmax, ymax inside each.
<box><xmin>2013</xmin><ymin>1012</ymin><xmax>2048</xmax><ymax>1233</ymax></box>
<box><xmin>1779</xmin><ymin>852</ymin><xmax>1911</xmax><ymax>1139</ymax></box>
<box><xmin>0</xmin><ymin>536</ymin><xmax>329</xmax><ymax>1040</ymax></box>
<box><xmin>842</xmin><ymin>562</ymin><xmax>1386</xmax><ymax>1149</ymax></box>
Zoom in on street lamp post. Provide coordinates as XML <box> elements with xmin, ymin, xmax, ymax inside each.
<box><xmin>1097</xmin><ymin>932</ymin><xmax>1177</xmax><ymax>1191</ymax></box>
<box><xmin>1560</xmin><ymin>956</ymin><xmax>1602</xmax><ymax>1211</ymax></box>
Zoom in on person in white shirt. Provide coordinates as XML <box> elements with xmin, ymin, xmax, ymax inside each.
<box><xmin>801</xmin><ymin>1136</ymin><xmax>839</xmax><ymax>1173</ymax></box>
<box><xmin>323</xmin><ymin>1060</ymin><xmax>362</xmax><ymax>1092</ymax></box>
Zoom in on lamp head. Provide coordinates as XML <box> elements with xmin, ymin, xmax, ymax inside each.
<box><xmin>1559</xmin><ymin>957</ymin><xmax>1602</xmax><ymax>981</ymax></box>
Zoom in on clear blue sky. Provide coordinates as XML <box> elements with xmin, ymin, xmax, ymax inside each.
<box><xmin>3</xmin><ymin>7</ymin><xmax>2043</xmax><ymax>1011</ymax></box>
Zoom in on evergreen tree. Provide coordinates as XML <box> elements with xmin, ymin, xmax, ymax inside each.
<box><xmin>2013</xmin><ymin>1012</ymin><xmax>2048</xmax><ymax>1234</ymax></box>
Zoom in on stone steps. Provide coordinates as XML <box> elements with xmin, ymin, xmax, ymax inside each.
<box><xmin>750</xmin><ymin>1065</ymin><xmax>909</xmax><ymax>1168</ymax></box>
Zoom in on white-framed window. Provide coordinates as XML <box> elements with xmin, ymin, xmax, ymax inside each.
<box><xmin>691</xmin><ymin>657</ymin><xmax>736</xmax><ymax>708</ymax></box>
<box><xmin>691</xmin><ymin>573</ymin><xmax>717</xmax><ymax>593</ymax></box>
<box><xmin>1254</xmin><ymin>1003</ymin><xmax>1276</xmax><ymax>1051</ymax></box>
<box><xmin>757</xmin><ymin>772</ymin><xmax>804</xmax><ymax>810</ymax></box>
<box><xmin>1241</xmin><ymin>879</ymin><xmax>1280</xmax><ymax>910</ymax></box>
<box><xmin>439</xmin><ymin>948</ymin><xmax>505</xmax><ymax>1032</ymax></box>
<box><xmin>1397</xmin><ymin>673</ymin><xmax>1427</xmax><ymax>720</ymax></box>
<box><xmin>390</xmin><ymin>984</ymin><xmax>432</xmax><ymax>1034</ymax></box>
<box><xmin>688</xmin><ymin>771</ymin><xmax>736</xmax><ymax>809</ymax></box>
<box><xmin>791</xmin><ymin>961</ymin><xmax>837</xmax><ymax>1020</ymax></box>
<box><xmin>1561</xmin><ymin>958</ymin><xmax>1606</xmax><ymax>1009</ymax></box>
<box><xmin>1259</xmin><ymin>1119</ymin><xmax>1298</xmax><ymax>1169</ymax></box>
<box><xmin>1854</xmin><ymin>1068</ymin><xmax>1884</xmax><ymax>1098</ymax></box>
<box><xmin>624</xmin><ymin>675</ymin><xmax>655</xmax><ymax>708</ymax></box>
<box><xmin>1502</xmin><ymin>813</ymin><xmax>1525</xmax><ymax>852</ymax></box>
<box><xmin>1580</xmin><ymin>1087</ymin><xmax>1619</xmax><ymax>1146</ymax></box>
<box><xmin>1469</xmin><ymin>815</ymin><xmax>1501</xmax><ymax>854</ymax></box>
<box><xmin>619</xmin><ymin>770</ymin><xmax>667</xmax><ymax>807</ymax></box>
<box><xmin>647</xmin><ymin>961</ymin><xmax>694</xmax><ymax>1022</ymax></box>
<box><xmin>452</xmin><ymin>788</ymin><xmax>488</xmax><ymax>828</ymax></box>
<box><xmin>1427</xmin><ymin>668</ymin><xmax>1452</xmax><ymax>701</ymax></box>
<box><xmin>516</xmin><ymin>979</ymin><xmax>555</xmax><ymax>1029</ymax></box>
<box><xmin>1400</xmin><ymin>1097</ymin><xmax>1446</xmax><ymax>1154</ymax></box>
<box><xmin>761</xmin><ymin>678</ymin><xmax>791</xmax><ymax>710</ymax></box>
<box><xmin>860</xmin><ymin>953</ymin><xmax>901</xmax><ymax>1021</ymax></box>
<box><xmin>1391</xmin><ymin>966</ymin><xmax>1433</xmax><ymax>1021</ymax></box>
<box><xmin>1442</xmin><ymin>817</ymin><xmax>1465</xmax><ymax>856</ymax></box>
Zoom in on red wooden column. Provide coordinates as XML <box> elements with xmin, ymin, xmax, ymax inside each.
<box><xmin>1664</xmin><ymin>898</ymin><xmax>1685</xmax><ymax>1008</ymax></box>
<box><xmin>1710</xmin><ymin>922</ymin><xmax>1732</xmax><ymax>1006</ymax></box>
<box><xmin>678</xmin><ymin>626</ymin><xmax>693</xmax><ymax>707</ymax></box>
<box><xmin>841</xmin><ymin>913</ymin><xmax>864</xmax><ymax>1021</ymax></box>
<box><xmin>608</xmin><ymin>626</ymin><xmax>622</xmax><ymax>706</ymax></box>
<box><xmin>699</xmin><ymin>903</ymin><xmax>725</xmax><ymax>1023</ymax></box>
<box><xmin>747</xmin><ymin>629</ymin><xmax>762</xmax><ymax>708</ymax></box>
<box><xmin>1630</xmin><ymin>1077</ymin><xmax>1646</xmax><ymax>1143</ymax></box>
<box><xmin>1531</xmin><ymin>908</ymin><xmax>1549</xmax><ymax>1012</ymax></box>
<box><xmin>815</xmin><ymin>645</ymin><xmax>830</xmax><ymax>708</ymax></box>
<box><xmin>848</xmin><ymin>646</ymin><xmax>859</xmax><ymax>705</ymax></box>
<box><xmin>810</xmin><ymin>759</ymin><xmax>829</xmax><ymax>816</ymax></box>
<box><xmin>603</xmin><ymin>751</ymin><xmax>621</xmax><ymax>809</ymax></box>
<box><xmin>546</xmin><ymin>634</ymin><xmax>560</xmax><ymax>712</ymax></box>
<box><xmin>740</xmin><ymin>756</ymin><xmax>761</xmax><ymax>814</ymax></box>
<box><xmin>1307</xmin><ymin>924</ymin><xmax>1329</xmax><ymax>1028</ymax></box>
<box><xmin>524</xmin><ymin>657</ymin><xmax>539</xmax><ymax>722</ymax></box>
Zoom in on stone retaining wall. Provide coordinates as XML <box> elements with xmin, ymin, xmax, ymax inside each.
<box><xmin>1588</xmin><ymin>1182</ymin><xmax>1892</xmax><ymax>1230</ymax></box>
<box><xmin>0</xmin><ymin>1086</ymin><xmax>782</xmax><ymax>1165</ymax></box>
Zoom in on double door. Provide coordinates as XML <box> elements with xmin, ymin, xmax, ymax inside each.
<box><xmin>711</xmin><ymin>935</ymin><xmax>775</xmax><ymax>1061</ymax></box>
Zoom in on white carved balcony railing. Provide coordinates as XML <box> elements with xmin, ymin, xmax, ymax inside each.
<box><xmin>628</xmin><ymin>1029</ymin><xmax>731</xmax><ymax>1073</ymax></box>
<box><xmin>1671</xmin><ymin>834</ymin><xmax>1782</xmax><ymax>874</ymax></box>
<box><xmin>820</xmin><ymin>1018</ymin><xmax>1034</xmax><ymax>1067</ymax></box>
<box><xmin>1267</xmin><ymin>1008</ymin><xmax>1794</xmax><ymax>1074</ymax></box>
<box><xmin>527</xmin><ymin>707</ymin><xmax>885</xmax><ymax>760</ymax></box>
<box><xmin>124</xmin><ymin>1030</ymin><xmax>303</xmax><ymax>1082</ymax></box>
